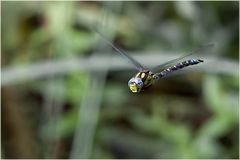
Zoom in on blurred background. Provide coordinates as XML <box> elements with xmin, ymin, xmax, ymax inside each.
<box><xmin>1</xmin><ymin>1</ymin><xmax>239</xmax><ymax>159</ymax></box>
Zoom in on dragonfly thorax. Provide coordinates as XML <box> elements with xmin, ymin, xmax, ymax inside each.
<box><xmin>128</xmin><ymin>70</ymin><xmax>155</xmax><ymax>93</ymax></box>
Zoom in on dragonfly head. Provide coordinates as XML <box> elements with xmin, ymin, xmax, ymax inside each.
<box><xmin>128</xmin><ymin>77</ymin><xmax>143</xmax><ymax>93</ymax></box>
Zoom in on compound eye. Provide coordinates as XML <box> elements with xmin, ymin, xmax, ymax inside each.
<box><xmin>128</xmin><ymin>78</ymin><xmax>135</xmax><ymax>86</ymax></box>
<box><xmin>137</xmin><ymin>81</ymin><xmax>141</xmax><ymax>85</ymax></box>
<box><xmin>135</xmin><ymin>78</ymin><xmax>143</xmax><ymax>87</ymax></box>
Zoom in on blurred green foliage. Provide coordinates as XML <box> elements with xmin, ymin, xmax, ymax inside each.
<box><xmin>1</xmin><ymin>1</ymin><xmax>239</xmax><ymax>159</ymax></box>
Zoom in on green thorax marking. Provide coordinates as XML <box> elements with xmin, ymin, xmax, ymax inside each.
<box><xmin>135</xmin><ymin>70</ymin><xmax>155</xmax><ymax>88</ymax></box>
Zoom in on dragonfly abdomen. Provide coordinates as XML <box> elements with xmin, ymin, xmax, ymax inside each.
<box><xmin>155</xmin><ymin>59</ymin><xmax>204</xmax><ymax>79</ymax></box>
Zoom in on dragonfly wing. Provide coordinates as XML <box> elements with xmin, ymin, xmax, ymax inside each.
<box><xmin>114</xmin><ymin>47</ymin><xmax>146</xmax><ymax>71</ymax></box>
<box><xmin>95</xmin><ymin>29</ymin><xmax>146</xmax><ymax>71</ymax></box>
<box><xmin>152</xmin><ymin>43</ymin><xmax>215</xmax><ymax>72</ymax></box>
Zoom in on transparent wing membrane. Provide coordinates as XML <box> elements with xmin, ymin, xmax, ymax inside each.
<box><xmin>152</xmin><ymin>43</ymin><xmax>215</xmax><ymax>72</ymax></box>
<box><xmin>94</xmin><ymin>28</ymin><xmax>214</xmax><ymax>73</ymax></box>
<box><xmin>94</xmin><ymin>29</ymin><xmax>146</xmax><ymax>71</ymax></box>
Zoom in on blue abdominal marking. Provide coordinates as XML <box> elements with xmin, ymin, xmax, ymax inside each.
<box><xmin>154</xmin><ymin>59</ymin><xmax>204</xmax><ymax>80</ymax></box>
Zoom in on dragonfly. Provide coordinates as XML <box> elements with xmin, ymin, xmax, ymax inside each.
<box><xmin>95</xmin><ymin>30</ymin><xmax>214</xmax><ymax>93</ymax></box>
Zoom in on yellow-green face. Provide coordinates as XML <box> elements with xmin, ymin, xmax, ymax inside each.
<box><xmin>128</xmin><ymin>77</ymin><xmax>143</xmax><ymax>93</ymax></box>
<box><xmin>129</xmin><ymin>83</ymin><xmax>139</xmax><ymax>93</ymax></box>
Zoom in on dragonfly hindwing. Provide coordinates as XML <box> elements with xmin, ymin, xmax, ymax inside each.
<box><xmin>152</xmin><ymin>43</ymin><xmax>214</xmax><ymax>73</ymax></box>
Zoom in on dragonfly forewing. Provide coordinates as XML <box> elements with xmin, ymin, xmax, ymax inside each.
<box><xmin>95</xmin><ymin>29</ymin><xmax>147</xmax><ymax>71</ymax></box>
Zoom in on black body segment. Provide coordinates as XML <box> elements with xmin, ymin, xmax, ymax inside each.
<box><xmin>155</xmin><ymin>59</ymin><xmax>204</xmax><ymax>79</ymax></box>
<box><xmin>151</xmin><ymin>43</ymin><xmax>214</xmax><ymax>72</ymax></box>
